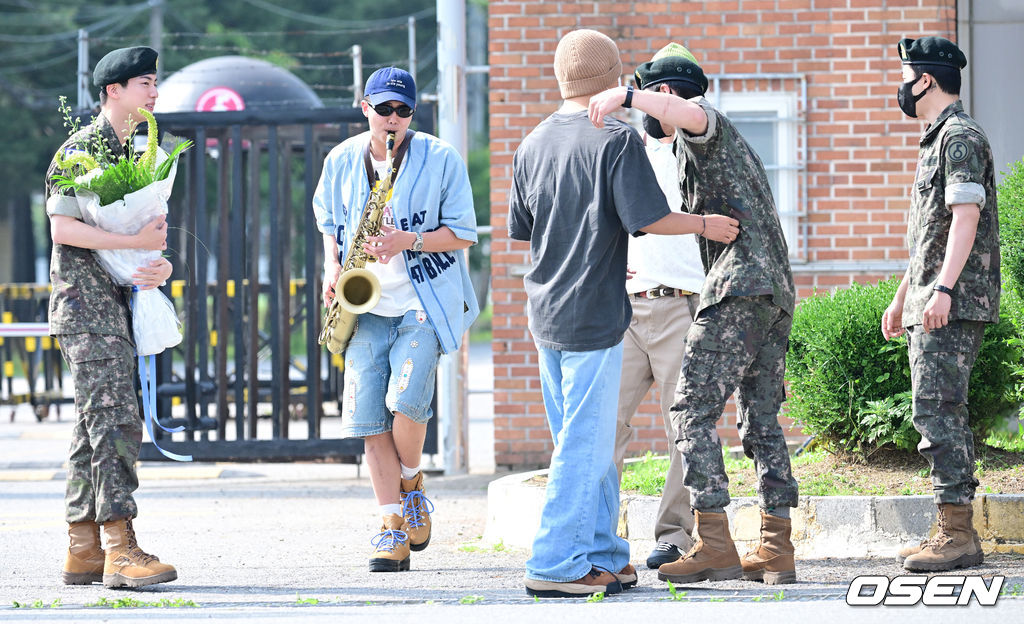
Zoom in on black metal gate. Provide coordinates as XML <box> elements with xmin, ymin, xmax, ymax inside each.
<box><xmin>140</xmin><ymin>106</ymin><xmax>438</xmax><ymax>462</ymax></box>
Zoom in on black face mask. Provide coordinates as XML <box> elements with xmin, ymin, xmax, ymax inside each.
<box><xmin>642</xmin><ymin>113</ymin><xmax>669</xmax><ymax>140</ymax></box>
<box><xmin>897</xmin><ymin>74</ymin><xmax>927</xmax><ymax>118</ymax></box>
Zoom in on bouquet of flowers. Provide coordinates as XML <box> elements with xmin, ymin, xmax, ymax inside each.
<box><xmin>51</xmin><ymin>99</ymin><xmax>193</xmax><ymax>356</ymax></box>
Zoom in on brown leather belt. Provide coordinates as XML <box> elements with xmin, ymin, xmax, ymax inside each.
<box><xmin>631</xmin><ymin>287</ymin><xmax>695</xmax><ymax>300</ymax></box>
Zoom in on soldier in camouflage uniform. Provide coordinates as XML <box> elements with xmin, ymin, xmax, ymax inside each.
<box><xmin>47</xmin><ymin>46</ymin><xmax>177</xmax><ymax>588</ymax></box>
<box><xmin>882</xmin><ymin>37</ymin><xmax>1000</xmax><ymax>573</ymax></box>
<box><xmin>590</xmin><ymin>47</ymin><xmax>799</xmax><ymax>586</ymax></box>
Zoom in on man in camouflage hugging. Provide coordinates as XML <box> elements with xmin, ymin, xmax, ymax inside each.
<box><xmin>589</xmin><ymin>44</ymin><xmax>800</xmax><ymax>586</ymax></box>
<box><xmin>882</xmin><ymin>36</ymin><xmax>1000</xmax><ymax>572</ymax></box>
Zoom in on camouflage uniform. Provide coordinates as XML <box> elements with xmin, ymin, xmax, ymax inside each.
<box><xmin>903</xmin><ymin>101</ymin><xmax>1000</xmax><ymax>505</ymax></box>
<box><xmin>670</xmin><ymin>97</ymin><xmax>799</xmax><ymax>511</ymax></box>
<box><xmin>46</xmin><ymin>114</ymin><xmax>142</xmax><ymax>524</ymax></box>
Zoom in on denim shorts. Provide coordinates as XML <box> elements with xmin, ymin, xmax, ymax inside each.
<box><xmin>340</xmin><ymin>310</ymin><xmax>440</xmax><ymax>438</ymax></box>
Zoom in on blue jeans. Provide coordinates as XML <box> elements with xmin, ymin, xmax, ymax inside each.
<box><xmin>526</xmin><ymin>342</ymin><xmax>631</xmax><ymax>582</ymax></box>
<box><xmin>340</xmin><ymin>311</ymin><xmax>441</xmax><ymax>438</ymax></box>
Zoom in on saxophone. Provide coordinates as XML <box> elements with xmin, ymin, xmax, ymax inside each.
<box><xmin>318</xmin><ymin>131</ymin><xmax>396</xmax><ymax>354</ymax></box>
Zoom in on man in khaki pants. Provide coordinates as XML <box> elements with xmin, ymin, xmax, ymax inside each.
<box><xmin>614</xmin><ymin>43</ymin><xmax>705</xmax><ymax>570</ymax></box>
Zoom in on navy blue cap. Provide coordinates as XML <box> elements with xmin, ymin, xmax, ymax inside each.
<box><xmin>364</xmin><ymin>67</ymin><xmax>416</xmax><ymax>108</ymax></box>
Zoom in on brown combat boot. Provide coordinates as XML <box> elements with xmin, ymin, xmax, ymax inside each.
<box><xmin>657</xmin><ymin>510</ymin><xmax>742</xmax><ymax>583</ymax></box>
<box><xmin>741</xmin><ymin>511</ymin><xmax>796</xmax><ymax>585</ymax></box>
<box><xmin>400</xmin><ymin>471</ymin><xmax>433</xmax><ymax>551</ymax></box>
<box><xmin>903</xmin><ymin>503</ymin><xmax>984</xmax><ymax>571</ymax></box>
<box><xmin>525</xmin><ymin>567</ymin><xmax>623</xmax><ymax>598</ymax></box>
<box><xmin>102</xmin><ymin>519</ymin><xmax>177</xmax><ymax>588</ymax></box>
<box><xmin>62</xmin><ymin>521</ymin><xmax>105</xmax><ymax>585</ymax></box>
<box><xmin>369</xmin><ymin>513</ymin><xmax>412</xmax><ymax>572</ymax></box>
<box><xmin>896</xmin><ymin>504</ymin><xmax>982</xmax><ymax>564</ymax></box>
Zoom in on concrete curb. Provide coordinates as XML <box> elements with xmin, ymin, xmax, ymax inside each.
<box><xmin>484</xmin><ymin>470</ymin><xmax>1024</xmax><ymax>557</ymax></box>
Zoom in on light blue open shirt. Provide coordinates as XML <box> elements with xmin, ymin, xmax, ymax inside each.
<box><xmin>312</xmin><ymin>130</ymin><xmax>479</xmax><ymax>354</ymax></box>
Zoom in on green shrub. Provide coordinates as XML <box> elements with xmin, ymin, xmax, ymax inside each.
<box><xmin>786</xmin><ymin>278</ymin><xmax>1023</xmax><ymax>453</ymax></box>
<box><xmin>998</xmin><ymin>158</ymin><xmax>1024</xmax><ymax>298</ymax></box>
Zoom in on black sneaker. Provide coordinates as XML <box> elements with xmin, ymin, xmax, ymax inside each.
<box><xmin>646</xmin><ymin>541</ymin><xmax>683</xmax><ymax>569</ymax></box>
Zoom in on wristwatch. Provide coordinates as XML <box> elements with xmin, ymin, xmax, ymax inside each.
<box><xmin>411</xmin><ymin>231</ymin><xmax>424</xmax><ymax>252</ymax></box>
<box><xmin>933</xmin><ymin>284</ymin><xmax>954</xmax><ymax>296</ymax></box>
<box><xmin>623</xmin><ymin>84</ymin><xmax>634</xmax><ymax>109</ymax></box>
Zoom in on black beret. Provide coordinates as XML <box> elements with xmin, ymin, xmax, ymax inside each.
<box><xmin>93</xmin><ymin>46</ymin><xmax>158</xmax><ymax>87</ymax></box>
<box><xmin>634</xmin><ymin>53</ymin><xmax>707</xmax><ymax>94</ymax></box>
<box><xmin>897</xmin><ymin>36</ymin><xmax>966</xmax><ymax>70</ymax></box>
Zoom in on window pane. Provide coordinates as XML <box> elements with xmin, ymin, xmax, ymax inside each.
<box><xmin>730</xmin><ymin>111</ymin><xmax>779</xmax><ymax>206</ymax></box>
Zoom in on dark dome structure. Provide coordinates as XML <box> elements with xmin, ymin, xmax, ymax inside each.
<box><xmin>154</xmin><ymin>56</ymin><xmax>323</xmax><ymax>113</ymax></box>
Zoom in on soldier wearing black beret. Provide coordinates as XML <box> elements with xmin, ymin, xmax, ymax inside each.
<box><xmin>93</xmin><ymin>46</ymin><xmax>159</xmax><ymax>92</ymax></box>
<box><xmin>883</xmin><ymin>36</ymin><xmax>1000</xmax><ymax>573</ymax></box>
<box><xmin>45</xmin><ymin>46</ymin><xmax>176</xmax><ymax>589</ymax></box>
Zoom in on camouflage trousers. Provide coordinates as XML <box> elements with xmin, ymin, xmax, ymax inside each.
<box><xmin>907</xmin><ymin>321</ymin><xmax>985</xmax><ymax>505</ymax></box>
<box><xmin>670</xmin><ymin>295</ymin><xmax>799</xmax><ymax>511</ymax></box>
<box><xmin>57</xmin><ymin>333</ymin><xmax>141</xmax><ymax>524</ymax></box>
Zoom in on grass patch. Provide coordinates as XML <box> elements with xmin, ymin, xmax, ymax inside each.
<box><xmin>469</xmin><ymin>302</ymin><xmax>492</xmax><ymax>344</ymax></box>
<box><xmin>11</xmin><ymin>599</ymin><xmax>61</xmax><ymax>609</ymax></box>
<box><xmin>458</xmin><ymin>536</ymin><xmax>508</xmax><ymax>553</ymax></box>
<box><xmin>84</xmin><ymin>597</ymin><xmax>199</xmax><ymax>609</ymax></box>
<box><xmin>621</xmin><ymin>444</ymin><xmax>1024</xmax><ymax>497</ymax></box>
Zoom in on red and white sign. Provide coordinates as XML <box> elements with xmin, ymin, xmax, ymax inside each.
<box><xmin>195</xmin><ymin>87</ymin><xmax>245</xmax><ymax>112</ymax></box>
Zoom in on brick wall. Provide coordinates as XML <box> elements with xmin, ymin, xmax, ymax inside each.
<box><xmin>488</xmin><ymin>0</ymin><xmax>957</xmax><ymax>469</ymax></box>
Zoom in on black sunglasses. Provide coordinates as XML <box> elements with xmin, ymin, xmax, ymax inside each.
<box><xmin>372</xmin><ymin>102</ymin><xmax>415</xmax><ymax>118</ymax></box>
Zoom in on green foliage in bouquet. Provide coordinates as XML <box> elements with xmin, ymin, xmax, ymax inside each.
<box><xmin>50</xmin><ymin>97</ymin><xmax>193</xmax><ymax>206</ymax></box>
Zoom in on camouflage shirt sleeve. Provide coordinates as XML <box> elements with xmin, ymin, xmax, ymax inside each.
<box><xmin>941</xmin><ymin>128</ymin><xmax>987</xmax><ymax>210</ymax></box>
<box><xmin>676</xmin><ymin>96</ymin><xmax>719</xmax><ymax>147</ymax></box>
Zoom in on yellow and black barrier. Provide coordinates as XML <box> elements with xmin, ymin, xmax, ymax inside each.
<box><xmin>0</xmin><ymin>303</ymin><xmax>67</xmax><ymax>422</ymax></box>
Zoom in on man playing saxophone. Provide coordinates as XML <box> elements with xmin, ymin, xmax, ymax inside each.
<box><xmin>312</xmin><ymin>67</ymin><xmax>479</xmax><ymax>572</ymax></box>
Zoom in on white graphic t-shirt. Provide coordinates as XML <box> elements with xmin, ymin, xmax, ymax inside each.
<box><xmin>365</xmin><ymin>156</ymin><xmax>422</xmax><ymax>316</ymax></box>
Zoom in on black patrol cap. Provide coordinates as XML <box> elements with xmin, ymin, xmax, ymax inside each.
<box><xmin>897</xmin><ymin>36</ymin><xmax>967</xmax><ymax>69</ymax></box>
<box><xmin>93</xmin><ymin>46</ymin><xmax>158</xmax><ymax>87</ymax></box>
<box><xmin>634</xmin><ymin>43</ymin><xmax>708</xmax><ymax>94</ymax></box>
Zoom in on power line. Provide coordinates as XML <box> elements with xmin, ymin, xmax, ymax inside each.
<box><xmin>237</xmin><ymin>0</ymin><xmax>434</xmax><ymax>31</ymax></box>
<box><xmin>0</xmin><ymin>4</ymin><xmax>148</xmax><ymax>43</ymax></box>
<box><xmin>162</xmin><ymin>44</ymin><xmax>355</xmax><ymax>58</ymax></box>
<box><xmin>0</xmin><ymin>48</ymin><xmax>77</xmax><ymax>74</ymax></box>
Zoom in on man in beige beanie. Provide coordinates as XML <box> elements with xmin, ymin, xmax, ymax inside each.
<box><xmin>508</xmin><ymin>29</ymin><xmax>738</xmax><ymax>598</ymax></box>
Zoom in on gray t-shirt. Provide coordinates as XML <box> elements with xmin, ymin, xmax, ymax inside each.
<box><xmin>508</xmin><ymin>111</ymin><xmax>670</xmax><ymax>351</ymax></box>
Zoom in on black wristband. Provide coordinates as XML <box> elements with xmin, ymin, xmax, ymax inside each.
<box><xmin>933</xmin><ymin>284</ymin><xmax>954</xmax><ymax>296</ymax></box>
<box><xmin>623</xmin><ymin>85</ymin><xmax>634</xmax><ymax>109</ymax></box>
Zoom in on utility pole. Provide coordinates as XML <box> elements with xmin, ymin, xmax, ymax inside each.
<box><xmin>77</xmin><ymin>29</ymin><xmax>92</xmax><ymax>110</ymax></box>
<box><xmin>408</xmin><ymin>15</ymin><xmax>417</xmax><ymax>88</ymax></box>
<box><xmin>436</xmin><ymin>0</ymin><xmax>469</xmax><ymax>475</ymax></box>
<box><xmin>149</xmin><ymin>0</ymin><xmax>164</xmax><ymax>81</ymax></box>
<box><xmin>352</xmin><ymin>44</ymin><xmax>363</xmax><ymax>106</ymax></box>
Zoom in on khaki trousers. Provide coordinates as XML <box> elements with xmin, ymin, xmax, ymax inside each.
<box><xmin>614</xmin><ymin>293</ymin><xmax>699</xmax><ymax>550</ymax></box>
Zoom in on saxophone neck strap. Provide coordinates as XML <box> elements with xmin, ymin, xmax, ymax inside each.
<box><xmin>363</xmin><ymin>129</ymin><xmax>415</xmax><ymax>189</ymax></box>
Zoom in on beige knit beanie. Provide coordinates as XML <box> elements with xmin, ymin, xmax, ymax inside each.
<box><xmin>553</xmin><ymin>29</ymin><xmax>622</xmax><ymax>99</ymax></box>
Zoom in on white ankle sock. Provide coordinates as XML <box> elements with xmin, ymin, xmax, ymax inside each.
<box><xmin>380</xmin><ymin>503</ymin><xmax>403</xmax><ymax>517</ymax></box>
<box><xmin>400</xmin><ymin>463</ymin><xmax>420</xmax><ymax>480</ymax></box>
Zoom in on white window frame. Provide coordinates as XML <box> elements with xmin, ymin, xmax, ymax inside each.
<box><xmin>713</xmin><ymin>89</ymin><xmax>803</xmax><ymax>260</ymax></box>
